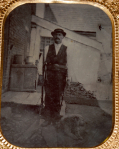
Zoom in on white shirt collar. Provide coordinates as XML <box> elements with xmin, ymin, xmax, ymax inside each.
<box><xmin>54</xmin><ymin>42</ymin><xmax>62</xmax><ymax>54</ymax></box>
<box><xmin>54</xmin><ymin>42</ymin><xmax>62</xmax><ymax>48</ymax></box>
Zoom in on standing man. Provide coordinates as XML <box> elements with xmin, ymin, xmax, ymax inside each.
<box><xmin>41</xmin><ymin>29</ymin><xmax>68</xmax><ymax>127</ymax></box>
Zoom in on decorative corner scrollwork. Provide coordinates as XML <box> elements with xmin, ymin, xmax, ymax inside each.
<box><xmin>104</xmin><ymin>0</ymin><xmax>119</xmax><ymax>14</ymax></box>
<box><xmin>0</xmin><ymin>0</ymin><xmax>19</xmax><ymax>17</ymax></box>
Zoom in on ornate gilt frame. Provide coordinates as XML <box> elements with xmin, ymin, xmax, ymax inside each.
<box><xmin>0</xmin><ymin>0</ymin><xmax>119</xmax><ymax>148</ymax></box>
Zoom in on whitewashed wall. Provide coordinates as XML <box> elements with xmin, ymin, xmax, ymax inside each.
<box><xmin>30</xmin><ymin>6</ymin><xmax>112</xmax><ymax>101</ymax></box>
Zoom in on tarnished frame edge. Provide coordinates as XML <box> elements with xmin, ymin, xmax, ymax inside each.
<box><xmin>0</xmin><ymin>0</ymin><xmax>119</xmax><ymax>148</ymax></box>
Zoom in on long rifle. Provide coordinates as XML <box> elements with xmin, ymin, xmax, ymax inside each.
<box><xmin>40</xmin><ymin>45</ymin><xmax>45</xmax><ymax>115</ymax></box>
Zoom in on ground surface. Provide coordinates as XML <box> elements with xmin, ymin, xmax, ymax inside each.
<box><xmin>1</xmin><ymin>88</ymin><xmax>112</xmax><ymax>148</ymax></box>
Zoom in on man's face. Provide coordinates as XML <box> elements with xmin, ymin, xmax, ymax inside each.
<box><xmin>53</xmin><ymin>32</ymin><xmax>64</xmax><ymax>44</ymax></box>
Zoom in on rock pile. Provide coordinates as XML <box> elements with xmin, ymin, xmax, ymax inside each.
<box><xmin>64</xmin><ymin>82</ymin><xmax>99</xmax><ymax>107</ymax></box>
<box><xmin>64</xmin><ymin>82</ymin><xmax>96</xmax><ymax>99</ymax></box>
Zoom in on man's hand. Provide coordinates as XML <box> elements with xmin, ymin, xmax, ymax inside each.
<box><xmin>54</xmin><ymin>64</ymin><xmax>67</xmax><ymax>69</ymax></box>
<box><xmin>54</xmin><ymin>64</ymin><xmax>60</xmax><ymax>70</ymax></box>
<box><xmin>54</xmin><ymin>64</ymin><xmax>59</xmax><ymax>67</ymax></box>
<box><xmin>67</xmin><ymin>79</ymin><xmax>70</xmax><ymax>86</ymax></box>
<box><xmin>43</xmin><ymin>61</ymin><xmax>47</xmax><ymax>69</ymax></box>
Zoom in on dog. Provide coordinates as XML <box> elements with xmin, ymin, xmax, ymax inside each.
<box><xmin>57</xmin><ymin>114</ymin><xmax>86</xmax><ymax>140</ymax></box>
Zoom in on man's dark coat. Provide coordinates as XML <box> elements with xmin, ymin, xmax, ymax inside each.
<box><xmin>44</xmin><ymin>44</ymin><xmax>67</xmax><ymax>120</ymax></box>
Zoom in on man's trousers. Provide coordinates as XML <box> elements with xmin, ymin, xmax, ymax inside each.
<box><xmin>44</xmin><ymin>70</ymin><xmax>66</xmax><ymax>121</ymax></box>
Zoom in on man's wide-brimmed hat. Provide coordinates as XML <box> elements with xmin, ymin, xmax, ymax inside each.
<box><xmin>51</xmin><ymin>29</ymin><xmax>66</xmax><ymax>37</ymax></box>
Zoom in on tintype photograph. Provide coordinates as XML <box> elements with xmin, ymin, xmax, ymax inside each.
<box><xmin>1</xmin><ymin>3</ymin><xmax>113</xmax><ymax>148</ymax></box>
